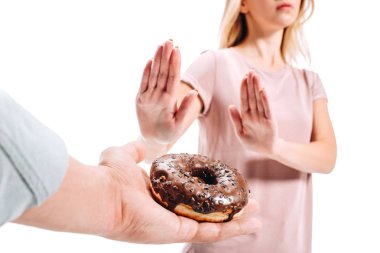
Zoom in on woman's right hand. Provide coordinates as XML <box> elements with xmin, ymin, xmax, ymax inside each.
<box><xmin>136</xmin><ymin>40</ymin><xmax>198</xmax><ymax>146</ymax></box>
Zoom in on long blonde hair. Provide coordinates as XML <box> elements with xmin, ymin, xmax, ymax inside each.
<box><xmin>219</xmin><ymin>0</ymin><xmax>315</xmax><ymax>63</ymax></box>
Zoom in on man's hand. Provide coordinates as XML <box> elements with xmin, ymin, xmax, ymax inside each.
<box><xmin>16</xmin><ymin>141</ymin><xmax>261</xmax><ymax>244</ymax></box>
<box><xmin>100</xmin><ymin>141</ymin><xmax>261</xmax><ymax>243</ymax></box>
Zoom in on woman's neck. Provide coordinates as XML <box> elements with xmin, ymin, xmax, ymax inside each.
<box><xmin>235</xmin><ymin>27</ymin><xmax>286</xmax><ymax>71</ymax></box>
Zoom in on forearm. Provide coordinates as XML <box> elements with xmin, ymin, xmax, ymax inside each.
<box><xmin>270</xmin><ymin>139</ymin><xmax>337</xmax><ymax>174</ymax></box>
<box><xmin>15</xmin><ymin>157</ymin><xmax>118</xmax><ymax>236</ymax></box>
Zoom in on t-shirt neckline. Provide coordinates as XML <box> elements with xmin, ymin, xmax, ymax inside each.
<box><xmin>229</xmin><ymin>47</ymin><xmax>290</xmax><ymax>77</ymax></box>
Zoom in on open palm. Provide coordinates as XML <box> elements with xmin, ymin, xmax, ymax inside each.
<box><xmin>229</xmin><ymin>71</ymin><xmax>279</xmax><ymax>155</ymax></box>
<box><xmin>136</xmin><ymin>40</ymin><xmax>198</xmax><ymax>145</ymax></box>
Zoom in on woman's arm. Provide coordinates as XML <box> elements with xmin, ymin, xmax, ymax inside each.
<box><xmin>270</xmin><ymin>99</ymin><xmax>337</xmax><ymax>173</ymax></box>
<box><xmin>229</xmin><ymin>71</ymin><xmax>336</xmax><ymax>174</ymax></box>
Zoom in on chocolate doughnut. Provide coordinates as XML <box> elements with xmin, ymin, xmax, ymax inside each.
<box><xmin>150</xmin><ymin>153</ymin><xmax>249</xmax><ymax>222</ymax></box>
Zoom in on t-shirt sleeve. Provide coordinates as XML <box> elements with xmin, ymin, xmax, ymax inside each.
<box><xmin>0</xmin><ymin>90</ymin><xmax>68</xmax><ymax>225</ymax></box>
<box><xmin>309</xmin><ymin>71</ymin><xmax>327</xmax><ymax>101</ymax></box>
<box><xmin>181</xmin><ymin>50</ymin><xmax>216</xmax><ymax>116</ymax></box>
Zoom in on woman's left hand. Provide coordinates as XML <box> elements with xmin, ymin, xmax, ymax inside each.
<box><xmin>229</xmin><ymin>71</ymin><xmax>279</xmax><ymax>155</ymax></box>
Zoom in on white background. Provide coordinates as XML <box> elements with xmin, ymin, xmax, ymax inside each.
<box><xmin>1</xmin><ymin>0</ymin><xmax>379</xmax><ymax>252</ymax></box>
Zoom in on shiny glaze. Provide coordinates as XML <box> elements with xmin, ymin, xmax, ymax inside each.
<box><xmin>150</xmin><ymin>154</ymin><xmax>249</xmax><ymax>221</ymax></box>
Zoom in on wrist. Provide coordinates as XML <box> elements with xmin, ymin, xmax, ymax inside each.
<box><xmin>268</xmin><ymin>138</ymin><xmax>288</xmax><ymax>160</ymax></box>
<box><xmin>99</xmin><ymin>164</ymin><xmax>125</xmax><ymax>237</ymax></box>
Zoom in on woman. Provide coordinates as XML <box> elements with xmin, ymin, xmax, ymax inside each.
<box><xmin>136</xmin><ymin>0</ymin><xmax>336</xmax><ymax>252</ymax></box>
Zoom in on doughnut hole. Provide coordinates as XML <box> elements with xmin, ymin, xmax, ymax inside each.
<box><xmin>191</xmin><ymin>168</ymin><xmax>217</xmax><ymax>185</ymax></box>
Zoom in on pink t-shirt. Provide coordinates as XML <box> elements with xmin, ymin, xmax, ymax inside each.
<box><xmin>181</xmin><ymin>48</ymin><xmax>327</xmax><ymax>253</ymax></box>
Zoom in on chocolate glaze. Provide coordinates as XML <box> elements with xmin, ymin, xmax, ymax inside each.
<box><xmin>150</xmin><ymin>153</ymin><xmax>249</xmax><ymax>222</ymax></box>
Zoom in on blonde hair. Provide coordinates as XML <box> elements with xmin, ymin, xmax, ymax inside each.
<box><xmin>219</xmin><ymin>0</ymin><xmax>315</xmax><ymax>63</ymax></box>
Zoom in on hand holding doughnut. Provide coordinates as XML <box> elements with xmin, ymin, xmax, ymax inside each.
<box><xmin>103</xmin><ymin>142</ymin><xmax>261</xmax><ymax>243</ymax></box>
<box><xmin>229</xmin><ymin>71</ymin><xmax>279</xmax><ymax>155</ymax></box>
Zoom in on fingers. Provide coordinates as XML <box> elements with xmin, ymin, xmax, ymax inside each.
<box><xmin>175</xmin><ymin>216</ymin><xmax>199</xmax><ymax>243</ymax></box>
<box><xmin>252</xmin><ymin>74</ymin><xmax>264</xmax><ymax>115</ymax></box>
<box><xmin>175</xmin><ymin>90</ymin><xmax>198</xmax><ymax>125</ymax></box>
<box><xmin>189</xmin><ymin>200</ymin><xmax>261</xmax><ymax>243</ymax></box>
<box><xmin>240</xmin><ymin>77</ymin><xmax>249</xmax><ymax>112</ymax></box>
<box><xmin>99</xmin><ymin>141</ymin><xmax>145</xmax><ymax>167</ymax></box>
<box><xmin>242</xmin><ymin>71</ymin><xmax>270</xmax><ymax>119</ymax></box>
<box><xmin>228</xmin><ymin>105</ymin><xmax>244</xmax><ymax>137</ymax></box>
<box><xmin>156</xmin><ymin>40</ymin><xmax>174</xmax><ymax>90</ymax></box>
<box><xmin>260</xmin><ymin>88</ymin><xmax>272</xmax><ymax>119</ymax></box>
<box><xmin>238</xmin><ymin>199</ymin><xmax>260</xmax><ymax>219</ymax></box>
<box><xmin>138</xmin><ymin>59</ymin><xmax>152</xmax><ymax>95</ymax></box>
<box><xmin>166</xmin><ymin>47</ymin><xmax>181</xmax><ymax>95</ymax></box>
<box><xmin>138</xmin><ymin>39</ymin><xmax>181</xmax><ymax>110</ymax></box>
<box><xmin>145</xmin><ymin>40</ymin><xmax>179</xmax><ymax>94</ymax></box>
<box><xmin>147</xmin><ymin>45</ymin><xmax>163</xmax><ymax>91</ymax></box>
<box><xmin>247</xmin><ymin>72</ymin><xmax>257</xmax><ymax>112</ymax></box>
<box><xmin>216</xmin><ymin>215</ymin><xmax>261</xmax><ymax>241</ymax></box>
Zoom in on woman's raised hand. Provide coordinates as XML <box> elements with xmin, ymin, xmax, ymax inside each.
<box><xmin>136</xmin><ymin>40</ymin><xmax>198</xmax><ymax>147</ymax></box>
<box><xmin>229</xmin><ymin>71</ymin><xmax>279</xmax><ymax>155</ymax></box>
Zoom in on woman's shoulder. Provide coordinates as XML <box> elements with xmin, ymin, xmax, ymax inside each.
<box><xmin>188</xmin><ymin>48</ymin><xmax>235</xmax><ymax>70</ymax></box>
<box><xmin>289</xmin><ymin>66</ymin><xmax>322</xmax><ymax>85</ymax></box>
<box><xmin>196</xmin><ymin>48</ymin><xmax>236</xmax><ymax>61</ymax></box>
<box><xmin>288</xmin><ymin>66</ymin><xmax>326</xmax><ymax>99</ymax></box>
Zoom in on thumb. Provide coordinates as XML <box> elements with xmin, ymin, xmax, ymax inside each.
<box><xmin>121</xmin><ymin>140</ymin><xmax>146</xmax><ymax>163</ymax></box>
<box><xmin>228</xmin><ymin>105</ymin><xmax>244</xmax><ymax>137</ymax></box>
<box><xmin>175</xmin><ymin>90</ymin><xmax>198</xmax><ymax>125</ymax></box>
